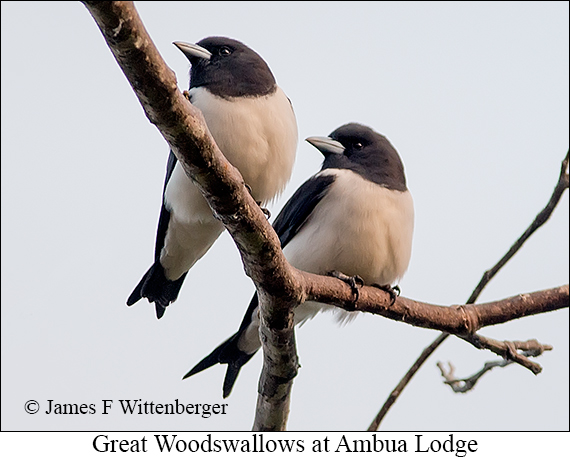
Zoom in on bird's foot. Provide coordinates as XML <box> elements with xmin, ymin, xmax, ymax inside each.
<box><xmin>245</xmin><ymin>184</ymin><xmax>271</xmax><ymax>218</ymax></box>
<box><xmin>183</xmin><ymin>90</ymin><xmax>192</xmax><ymax>102</ymax></box>
<box><xmin>259</xmin><ymin>205</ymin><xmax>271</xmax><ymax>219</ymax></box>
<box><xmin>372</xmin><ymin>284</ymin><xmax>400</xmax><ymax>306</ymax></box>
<box><xmin>327</xmin><ymin>270</ymin><xmax>364</xmax><ymax>306</ymax></box>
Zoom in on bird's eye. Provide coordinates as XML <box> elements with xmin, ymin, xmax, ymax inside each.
<box><xmin>219</xmin><ymin>46</ymin><xmax>232</xmax><ymax>56</ymax></box>
<box><xmin>353</xmin><ymin>142</ymin><xmax>363</xmax><ymax>150</ymax></box>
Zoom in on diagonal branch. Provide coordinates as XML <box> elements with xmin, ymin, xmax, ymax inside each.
<box><xmin>467</xmin><ymin>150</ymin><xmax>569</xmax><ymax>303</ymax></box>
<box><xmin>368</xmin><ymin>150</ymin><xmax>569</xmax><ymax>431</ymax></box>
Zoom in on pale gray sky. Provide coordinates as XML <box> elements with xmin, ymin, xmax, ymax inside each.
<box><xmin>1</xmin><ymin>1</ymin><xmax>568</xmax><ymax>432</ymax></box>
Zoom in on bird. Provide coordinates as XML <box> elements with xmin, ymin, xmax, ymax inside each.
<box><xmin>127</xmin><ymin>36</ymin><xmax>298</xmax><ymax>319</ymax></box>
<box><xmin>183</xmin><ymin>122</ymin><xmax>414</xmax><ymax>397</ymax></box>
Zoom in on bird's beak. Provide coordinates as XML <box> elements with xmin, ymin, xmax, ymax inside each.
<box><xmin>173</xmin><ymin>41</ymin><xmax>212</xmax><ymax>61</ymax></box>
<box><xmin>305</xmin><ymin>136</ymin><xmax>345</xmax><ymax>156</ymax></box>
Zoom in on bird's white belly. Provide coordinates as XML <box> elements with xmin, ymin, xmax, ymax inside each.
<box><xmin>284</xmin><ymin>168</ymin><xmax>414</xmax><ymax>323</ymax></box>
<box><xmin>162</xmin><ymin>164</ymin><xmax>224</xmax><ymax>279</ymax></box>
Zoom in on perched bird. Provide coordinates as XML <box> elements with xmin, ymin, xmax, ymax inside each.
<box><xmin>183</xmin><ymin>123</ymin><xmax>414</xmax><ymax>397</ymax></box>
<box><xmin>127</xmin><ymin>37</ymin><xmax>298</xmax><ymax>319</ymax></box>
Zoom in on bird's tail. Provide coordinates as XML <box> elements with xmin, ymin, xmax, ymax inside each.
<box><xmin>126</xmin><ymin>262</ymin><xmax>187</xmax><ymax>319</ymax></box>
<box><xmin>182</xmin><ymin>333</ymin><xmax>257</xmax><ymax>398</ymax></box>
<box><xmin>183</xmin><ymin>294</ymin><xmax>260</xmax><ymax>398</ymax></box>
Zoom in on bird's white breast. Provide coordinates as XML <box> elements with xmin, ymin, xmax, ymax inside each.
<box><xmin>283</xmin><ymin>168</ymin><xmax>414</xmax><ymax>323</ymax></box>
<box><xmin>189</xmin><ymin>86</ymin><xmax>298</xmax><ymax>203</ymax></box>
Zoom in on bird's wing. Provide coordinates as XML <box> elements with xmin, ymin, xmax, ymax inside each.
<box><xmin>153</xmin><ymin>151</ymin><xmax>178</xmax><ymax>261</ymax></box>
<box><xmin>273</xmin><ymin>172</ymin><xmax>336</xmax><ymax>249</ymax></box>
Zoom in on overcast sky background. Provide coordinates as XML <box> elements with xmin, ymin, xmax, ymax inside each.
<box><xmin>2</xmin><ymin>1</ymin><xmax>568</xmax><ymax>432</ymax></box>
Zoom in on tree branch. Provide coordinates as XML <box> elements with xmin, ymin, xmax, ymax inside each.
<box><xmin>437</xmin><ymin>341</ymin><xmax>552</xmax><ymax>393</ymax></box>
<box><xmin>368</xmin><ymin>150</ymin><xmax>569</xmax><ymax>431</ymax></box>
<box><xmin>467</xmin><ymin>150</ymin><xmax>569</xmax><ymax>304</ymax></box>
<box><xmin>367</xmin><ymin>332</ymin><xmax>448</xmax><ymax>431</ymax></box>
<box><xmin>83</xmin><ymin>2</ymin><xmax>569</xmax><ymax>431</ymax></box>
<box><xmin>304</xmin><ymin>278</ymin><xmax>568</xmax><ymax>334</ymax></box>
<box><xmin>437</xmin><ymin>360</ymin><xmax>509</xmax><ymax>393</ymax></box>
<box><xmin>460</xmin><ymin>335</ymin><xmax>553</xmax><ymax>374</ymax></box>
<box><xmin>82</xmin><ymin>1</ymin><xmax>301</xmax><ymax>430</ymax></box>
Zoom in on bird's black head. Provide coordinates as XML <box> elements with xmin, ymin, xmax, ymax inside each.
<box><xmin>307</xmin><ymin>123</ymin><xmax>407</xmax><ymax>191</ymax></box>
<box><xmin>174</xmin><ymin>36</ymin><xmax>276</xmax><ymax>98</ymax></box>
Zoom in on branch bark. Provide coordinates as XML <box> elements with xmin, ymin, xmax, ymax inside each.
<box><xmin>459</xmin><ymin>335</ymin><xmax>552</xmax><ymax>374</ymax></box>
<box><xmin>307</xmin><ymin>282</ymin><xmax>568</xmax><ymax>334</ymax></box>
<box><xmin>83</xmin><ymin>2</ymin><xmax>569</xmax><ymax>431</ymax></box>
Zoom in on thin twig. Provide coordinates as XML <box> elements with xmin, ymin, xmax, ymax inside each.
<box><xmin>467</xmin><ymin>150</ymin><xmax>569</xmax><ymax>303</ymax></box>
<box><xmin>366</xmin><ymin>332</ymin><xmax>448</xmax><ymax>431</ymax></box>
<box><xmin>437</xmin><ymin>342</ymin><xmax>552</xmax><ymax>393</ymax></box>
<box><xmin>460</xmin><ymin>335</ymin><xmax>553</xmax><ymax>374</ymax></box>
<box><xmin>437</xmin><ymin>360</ymin><xmax>512</xmax><ymax>393</ymax></box>
<box><xmin>368</xmin><ymin>150</ymin><xmax>569</xmax><ymax>431</ymax></box>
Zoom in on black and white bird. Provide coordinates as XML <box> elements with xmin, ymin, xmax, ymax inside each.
<box><xmin>183</xmin><ymin>123</ymin><xmax>414</xmax><ymax>397</ymax></box>
<box><xmin>127</xmin><ymin>37</ymin><xmax>298</xmax><ymax>319</ymax></box>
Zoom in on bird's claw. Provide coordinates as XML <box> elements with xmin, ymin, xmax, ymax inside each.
<box><xmin>327</xmin><ymin>270</ymin><xmax>364</xmax><ymax>306</ymax></box>
<box><xmin>245</xmin><ymin>184</ymin><xmax>271</xmax><ymax>218</ymax></box>
<box><xmin>258</xmin><ymin>204</ymin><xmax>271</xmax><ymax>218</ymax></box>
<box><xmin>372</xmin><ymin>284</ymin><xmax>400</xmax><ymax>306</ymax></box>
